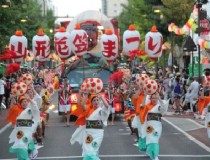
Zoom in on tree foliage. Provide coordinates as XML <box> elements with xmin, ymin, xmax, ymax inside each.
<box><xmin>118</xmin><ymin>0</ymin><xmax>195</xmax><ymax>42</ymax></box>
<box><xmin>118</xmin><ymin>0</ymin><xmax>196</xmax><ymax>70</ymax></box>
<box><xmin>0</xmin><ymin>0</ymin><xmax>55</xmax><ymax>52</ymax></box>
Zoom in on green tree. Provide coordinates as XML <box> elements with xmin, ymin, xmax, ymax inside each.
<box><xmin>0</xmin><ymin>0</ymin><xmax>55</xmax><ymax>52</ymax></box>
<box><xmin>118</xmin><ymin>0</ymin><xmax>196</xmax><ymax>70</ymax></box>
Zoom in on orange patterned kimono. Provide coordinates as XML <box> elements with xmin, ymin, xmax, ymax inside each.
<box><xmin>198</xmin><ymin>96</ymin><xmax>210</xmax><ymax>115</ymax></box>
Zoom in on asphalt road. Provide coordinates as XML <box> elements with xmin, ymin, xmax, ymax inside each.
<box><xmin>1</xmin><ymin>111</ymin><xmax>210</xmax><ymax>160</ymax></box>
<box><xmin>1</xmin><ymin>91</ymin><xmax>210</xmax><ymax>160</ymax></box>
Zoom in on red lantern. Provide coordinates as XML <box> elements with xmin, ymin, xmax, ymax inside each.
<box><xmin>101</xmin><ymin>29</ymin><xmax>118</xmax><ymax>62</ymax></box>
<box><xmin>70</xmin><ymin>24</ymin><xmax>88</xmax><ymax>58</ymax></box>
<box><xmin>54</xmin><ymin>27</ymin><xmax>71</xmax><ymax>60</ymax></box>
<box><xmin>9</xmin><ymin>30</ymin><xmax>27</xmax><ymax>63</ymax></box>
<box><xmin>145</xmin><ymin>26</ymin><xmax>163</xmax><ymax>58</ymax></box>
<box><xmin>123</xmin><ymin>25</ymin><xmax>140</xmax><ymax>56</ymax></box>
<box><xmin>32</xmin><ymin>28</ymin><xmax>50</xmax><ymax>62</ymax></box>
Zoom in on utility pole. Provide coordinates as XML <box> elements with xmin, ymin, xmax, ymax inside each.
<box><xmin>196</xmin><ymin>0</ymin><xmax>202</xmax><ymax>83</ymax></box>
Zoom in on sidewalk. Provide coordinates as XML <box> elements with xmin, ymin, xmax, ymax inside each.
<box><xmin>164</xmin><ymin>108</ymin><xmax>210</xmax><ymax>149</ymax></box>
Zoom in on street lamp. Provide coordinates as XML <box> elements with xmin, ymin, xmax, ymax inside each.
<box><xmin>1</xmin><ymin>0</ymin><xmax>10</xmax><ymax>8</ymax></box>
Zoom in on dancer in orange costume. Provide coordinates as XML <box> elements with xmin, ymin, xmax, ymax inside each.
<box><xmin>144</xmin><ymin>93</ymin><xmax>168</xmax><ymax>160</ymax></box>
<box><xmin>70</xmin><ymin>90</ymin><xmax>110</xmax><ymax>160</ymax></box>
<box><xmin>6</xmin><ymin>96</ymin><xmax>28</xmax><ymax>126</ymax></box>
<box><xmin>131</xmin><ymin>85</ymin><xmax>149</xmax><ymax>152</ymax></box>
<box><xmin>197</xmin><ymin>89</ymin><xmax>210</xmax><ymax>119</ymax></box>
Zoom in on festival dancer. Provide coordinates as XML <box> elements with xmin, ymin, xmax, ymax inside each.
<box><xmin>8</xmin><ymin>96</ymin><xmax>40</xmax><ymax>160</ymax></box>
<box><xmin>196</xmin><ymin>88</ymin><xmax>210</xmax><ymax>119</ymax></box>
<box><xmin>26</xmin><ymin>84</ymin><xmax>43</xmax><ymax>145</ymax></box>
<box><xmin>131</xmin><ymin>84</ymin><xmax>150</xmax><ymax>152</ymax></box>
<box><xmin>144</xmin><ymin>92</ymin><xmax>168</xmax><ymax>160</ymax></box>
<box><xmin>70</xmin><ymin>90</ymin><xmax>110</xmax><ymax>160</ymax></box>
<box><xmin>58</xmin><ymin>77</ymin><xmax>72</xmax><ymax>126</ymax></box>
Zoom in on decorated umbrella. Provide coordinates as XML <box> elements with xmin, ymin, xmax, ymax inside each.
<box><xmin>145</xmin><ymin>26</ymin><xmax>163</xmax><ymax>58</ymax></box>
<box><xmin>19</xmin><ymin>73</ymin><xmax>33</xmax><ymax>85</ymax></box>
<box><xmin>32</xmin><ymin>28</ymin><xmax>50</xmax><ymax>62</ymax></box>
<box><xmin>100</xmin><ymin>29</ymin><xmax>118</xmax><ymax>64</ymax></box>
<box><xmin>135</xmin><ymin>73</ymin><xmax>150</xmax><ymax>87</ymax></box>
<box><xmin>11</xmin><ymin>82</ymin><xmax>27</xmax><ymax>96</ymax></box>
<box><xmin>70</xmin><ymin>24</ymin><xmax>88</xmax><ymax>58</ymax></box>
<box><xmin>81</xmin><ymin>78</ymin><xmax>103</xmax><ymax>94</ymax></box>
<box><xmin>123</xmin><ymin>24</ymin><xmax>140</xmax><ymax>56</ymax></box>
<box><xmin>54</xmin><ymin>27</ymin><xmax>71</xmax><ymax>60</ymax></box>
<box><xmin>9</xmin><ymin>30</ymin><xmax>28</xmax><ymax>63</ymax></box>
<box><xmin>143</xmin><ymin>79</ymin><xmax>158</xmax><ymax>95</ymax></box>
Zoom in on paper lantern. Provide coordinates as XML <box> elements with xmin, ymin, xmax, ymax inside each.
<box><xmin>70</xmin><ymin>24</ymin><xmax>88</xmax><ymax>58</ymax></box>
<box><xmin>101</xmin><ymin>29</ymin><xmax>118</xmax><ymax>63</ymax></box>
<box><xmin>54</xmin><ymin>27</ymin><xmax>71</xmax><ymax>60</ymax></box>
<box><xmin>32</xmin><ymin>28</ymin><xmax>50</xmax><ymax>62</ymax></box>
<box><xmin>11</xmin><ymin>82</ymin><xmax>27</xmax><ymax>96</ymax></box>
<box><xmin>136</xmin><ymin>74</ymin><xmax>150</xmax><ymax>87</ymax></box>
<box><xmin>9</xmin><ymin>30</ymin><xmax>28</xmax><ymax>63</ymax></box>
<box><xmin>143</xmin><ymin>79</ymin><xmax>158</xmax><ymax>95</ymax></box>
<box><xmin>81</xmin><ymin>78</ymin><xmax>103</xmax><ymax>94</ymax></box>
<box><xmin>19</xmin><ymin>73</ymin><xmax>33</xmax><ymax>85</ymax></box>
<box><xmin>145</xmin><ymin>26</ymin><xmax>163</xmax><ymax>58</ymax></box>
<box><xmin>123</xmin><ymin>25</ymin><xmax>140</xmax><ymax>56</ymax></box>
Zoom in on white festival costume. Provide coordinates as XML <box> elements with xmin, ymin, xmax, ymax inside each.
<box><xmin>9</xmin><ymin>101</ymin><xmax>40</xmax><ymax>143</ymax></box>
<box><xmin>205</xmin><ymin>105</ymin><xmax>210</xmax><ymax>139</ymax></box>
<box><xmin>9</xmin><ymin>101</ymin><xmax>40</xmax><ymax>160</ymax></box>
<box><xmin>146</xmin><ymin>100</ymin><xmax>169</xmax><ymax>160</ymax></box>
<box><xmin>70</xmin><ymin>103</ymin><xmax>110</xmax><ymax>158</ymax></box>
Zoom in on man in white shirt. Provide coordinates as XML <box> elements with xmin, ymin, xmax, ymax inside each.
<box><xmin>187</xmin><ymin>77</ymin><xmax>200</xmax><ymax>112</ymax></box>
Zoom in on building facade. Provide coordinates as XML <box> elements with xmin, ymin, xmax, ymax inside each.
<box><xmin>37</xmin><ymin>0</ymin><xmax>55</xmax><ymax>16</ymax></box>
<box><xmin>101</xmin><ymin>0</ymin><xmax>128</xmax><ymax>18</ymax></box>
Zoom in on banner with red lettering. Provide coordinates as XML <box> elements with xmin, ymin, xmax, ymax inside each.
<box><xmin>32</xmin><ymin>28</ymin><xmax>50</xmax><ymax>62</ymax></box>
<box><xmin>54</xmin><ymin>27</ymin><xmax>71</xmax><ymax>60</ymax></box>
<box><xmin>123</xmin><ymin>25</ymin><xmax>140</xmax><ymax>56</ymax></box>
<box><xmin>9</xmin><ymin>30</ymin><xmax>27</xmax><ymax>63</ymax></box>
<box><xmin>145</xmin><ymin>26</ymin><xmax>163</xmax><ymax>58</ymax></box>
<box><xmin>101</xmin><ymin>29</ymin><xmax>118</xmax><ymax>63</ymax></box>
<box><xmin>70</xmin><ymin>24</ymin><xmax>88</xmax><ymax>58</ymax></box>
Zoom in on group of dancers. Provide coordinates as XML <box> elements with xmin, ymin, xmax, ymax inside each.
<box><xmin>70</xmin><ymin>74</ymin><xmax>169</xmax><ymax>160</ymax></box>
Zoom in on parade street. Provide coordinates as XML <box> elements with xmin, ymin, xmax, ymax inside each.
<box><xmin>0</xmin><ymin>92</ymin><xmax>210</xmax><ymax>160</ymax></box>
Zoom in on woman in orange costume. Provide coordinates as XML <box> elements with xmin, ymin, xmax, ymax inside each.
<box><xmin>197</xmin><ymin>89</ymin><xmax>210</xmax><ymax>119</ymax></box>
<box><xmin>6</xmin><ymin>96</ymin><xmax>28</xmax><ymax>126</ymax></box>
<box><xmin>70</xmin><ymin>90</ymin><xmax>110</xmax><ymax>160</ymax></box>
<box><xmin>131</xmin><ymin>85</ymin><xmax>150</xmax><ymax>152</ymax></box>
<box><xmin>144</xmin><ymin>92</ymin><xmax>168</xmax><ymax>160</ymax></box>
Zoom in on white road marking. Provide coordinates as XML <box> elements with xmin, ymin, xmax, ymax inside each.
<box><xmin>36</xmin><ymin>145</ymin><xmax>44</xmax><ymax>150</ymax></box>
<box><xmin>0</xmin><ymin>123</ymin><xmax>11</xmax><ymax>135</ymax></box>
<box><xmin>187</xmin><ymin>118</ymin><xmax>204</xmax><ymax>128</ymax></box>
<box><xmin>162</xmin><ymin>117</ymin><xmax>210</xmax><ymax>153</ymax></box>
